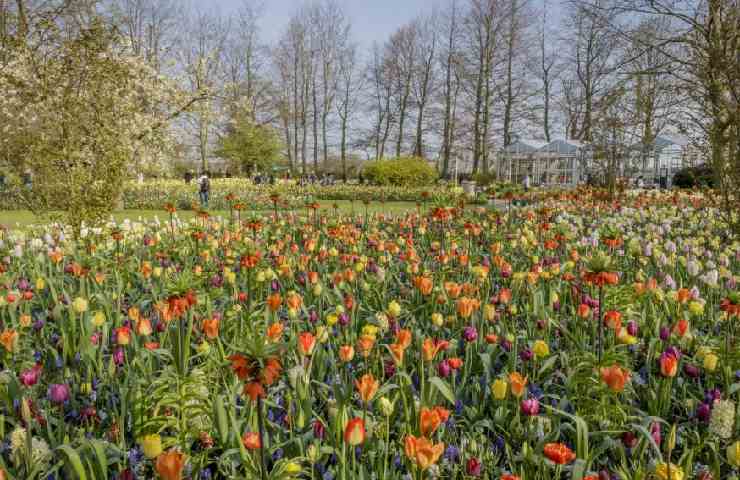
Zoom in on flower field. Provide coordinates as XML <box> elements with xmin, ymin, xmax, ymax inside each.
<box><xmin>0</xmin><ymin>189</ymin><xmax>738</xmax><ymax>480</ymax></box>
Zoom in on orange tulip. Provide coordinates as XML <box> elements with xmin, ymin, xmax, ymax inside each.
<box><xmin>509</xmin><ymin>372</ymin><xmax>527</xmax><ymax>398</ymax></box>
<box><xmin>456</xmin><ymin>297</ymin><xmax>480</xmax><ymax>318</ymax></box>
<box><xmin>422</xmin><ymin>338</ymin><xmax>449</xmax><ymax>362</ymax></box>
<box><xmin>603</xmin><ymin>310</ymin><xmax>622</xmax><ymax>330</ymax></box>
<box><xmin>676</xmin><ymin>288</ymin><xmax>690</xmax><ymax>304</ymax></box>
<box><xmin>673</xmin><ymin>319</ymin><xmax>689</xmax><ymax>338</ymax></box>
<box><xmin>298</xmin><ymin>332</ymin><xmax>316</xmax><ymax>356</ymax></box>
<box><xmin>577</xmin><ymin>303</ymin><xmax>591</xmax><ymax>318</ymax></box>
<box><xmin>660</xmin><ymin>353</ymin><xmax>678</xmax><ymax>377</ymax></box>
<box><xmin>444</xmin><ymin>281</ymin><xmax>462</xmax><ymax>299</ymax></box>
<box><xmin>266</xmin><ymin>322</ymin><xmax>284</xmax><ymax>342</ymax></box>
<box><xmin>155</xmin><ymin>449</ymin><xmax>186</xmax><ymax>480</ymax></box>
<box><xmin>115</xmin><ymin>326</ymin><xmax>131</xmax><ymax>346</ymax></box>
<box><xmin>286</xmin><ymin>292</ymin><xmax>303</xmax><ymax>310</ymax></box>
<box><xmin>241</xmin><ymin>431</ymin><xmax>261</xmax><ymax>450</ymax></box>
<box><xmin>355</xmin><ymin>373</ymin><xmax>379</xmax><ymax>404</ymax></box>
<box><xmin>344</xmin><ymin>418</ymin><xmax>365</xmax><ymax>445</ymax></box>
<box><xmin>404</xmin><ymin>435</ymin><xmax>444</xmax><ymax>470</ymax></box>
<box><xmin>600</xmin><ymin>365</ymin><xmax>630</xmax><ymax>392</ymax></box>
<box><xmin>447</xmin><ymin>357</ymin><xmax>463</xmax><ymax>370</ymax></box>
<box><xmin>201</xmin><ymin>317</ymin><xmax>219</xmax><ymax>339</ymax></box>
<box><xmin>419</xmin><ymin>407</ymin><xmax>444</xmax><ymax>436</ymax></box>
<box><xmin>414</xmin><ymin>276</ymin><xmax>433</xmax><ymax>295</ymax></box>
<box><xmin>543</xmin><ymin>442</ymin><xmax>576</xmax><ymax>464</ymax></box>
<box><xmin>357</xmin><ymin>335</ymin><xmax>375</xmax><ymax>358</ymax></box>
<box><xmin>0</xmin><ymin>330</ymin><xmax>18</xmax><ymax>352</ymax></box>
<box><xmin>396</xmin><ymin>329</ymin><xmax>412</xmax><ymax>349</ymax></box>
<box><xmin>501</xmin><ymin>475</ymin><xmax>521</xmax><ymax>480</ymax></box>
<box><xmin>339</xmin><ymin>345</ymin><xmax>355</xmax><ymax>362</ymax></box>
<box><xmin>389</xmin><ymin>343</ymin><xmax>405</xmax><ymax>365</ymax></box>
<box><xmin>498</xmin><ymin>288</ymin><xmax>512</xmax><ymax>304</ymax></box>
<box><xmin>267</xmin><ymin>293</ymin><xmax>282</xmax><ymax>312</ymax></box>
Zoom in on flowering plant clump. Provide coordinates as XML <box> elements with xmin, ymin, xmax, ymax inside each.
<box><xmin>0</xmin><ymin>189</ymin><xmax>737</xmax><ymax>479</ymax></box>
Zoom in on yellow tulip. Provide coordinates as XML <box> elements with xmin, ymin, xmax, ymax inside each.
<box><xmin>703</xmin><ymin>353</ymin><xmax>719</xmax><ymax>372</ymax></box>
<box><xmin>140</xmin><ymin>434</ymin><xmax>163</xmax><ymax>459</ymax></box>
<box><xmin>491</xmin><ymin>378</ymin><xmax>508</xmax><ymax>400</ymax></box>
<box><xmin>727</xmin><ymin>440</ymin><xmax>740</xmax><ymax>467</ymax></box>
<box><xmin>532</xmin><ymin>340</ymin><xmax>549</xmax><ymax>358</ymax></box>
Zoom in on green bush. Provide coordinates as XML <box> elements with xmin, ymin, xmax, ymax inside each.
<box><xmin>363</xmin><ymin>156</ymin><xmax>438</xmax><ymax>187</ymax></box>
<box><xmin>672</xmin><ymin>164</ymin><xmax>715</xmax><ymax>188</ymax></box>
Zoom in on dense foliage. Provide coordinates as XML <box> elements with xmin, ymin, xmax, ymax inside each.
<box><xmin>363</xmin><ymin>157</ymin><xmax>439</xmax><ymax>187</ymax></box>
<box><xmin>672</xmin><ymin>165</ymin><xmax>715</xmax><ymax>189</ymax></box>
<box><xmin>0</xmin><ymin>21</ymin><xmax>198</xmax><ymax>233</ymax></box>
<box><xmin>0</xmin><ymin>189</ymin><xmax>737</xmax><ymax>479</ymax></box>
<box><xmin>215</xmin><ymin>107</ymin><xmax>284</xmax><ymax>175</ymax></box>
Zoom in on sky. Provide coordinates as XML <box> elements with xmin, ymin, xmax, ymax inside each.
<box><xmin>212</xmin><ymin>0</ymin><xmax>444</xmax><ymax>46</ymax></box>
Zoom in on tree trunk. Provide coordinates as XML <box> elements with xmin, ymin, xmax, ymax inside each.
<box><xmin>396</xmin><ymin>76</ymin><xmax>411</xmax><ymax>157</ymax></box>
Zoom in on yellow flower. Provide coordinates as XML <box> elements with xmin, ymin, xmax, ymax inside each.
<box><xmin>326</xmin><ymin>314</ymin><xmax>338</xmax><ymax>326</ymax></box>
<box><xmin>491</xmin><ymin>378</ymin><xmax>507</xmax><ymax>400</ymax></box>
<box><xmin>140</xmin><ymin>434</ymin><xmax>163</xmax><ymax>459</ymax></box>
<box><xmin>378</xmin><ymin>397</ymin><xmax>394</xmax><ymax>417</ymax></box>
<box><xmin>688</xmin><ymin>301</ymin><xmax>704</xmax><ymax>316</ymax></box>
<box><xmin>285</xmin><ymin>462</ymin><xmax>302</xmax><ymax>475</ymax></box>
<box><xmin>703</xmin><ymin>353</ymin><xmax>719</xmax><ymax>372</ymax></box>
<box><xmin>72</xmin><ymin>297</ymin><xmax>89</xmax><ymax>314</ymax></box>
<box><xmin>35</xmin><ymin>278</ymin><xmax>45</xmax><ymax>290</ymax></box>
<box><xmin>654</xmin><ymin>463</ymin><xmax>683</xmax><ymax>480</ymax></box>
<box><xmin>92</xmin><ymin>311</ymin><xmax>106</xmax><ymax>327</ymax></box>
<box><xmin>362</xmin><ymin>325</ymin><xmax>379</xmax><ymax>339</ymax></box>
<box><xmin>532</xmin><ymin>340</ymin><xmax>549</xmax><ymax>358</ymax></box>
<box><xmin>431</xmin><ymin>313</ymin><xmax>444</xmax><ymax>327</ymax></box>
<box><xmin>727</xmin><ymin>440</ymin><xmax>740</xmax><ymax>467</ymax></box>
<box><xmin>387</xmin><ymin>301</ymin><xmax>401</xmax><ymax>317</ymax></box>
<box><xmin>695</xmin><ymin>346</ymin><xmax>711</xmax><ymax>361</ymax></box>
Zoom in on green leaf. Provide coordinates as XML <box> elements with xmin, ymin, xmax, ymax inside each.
<box><xmin>428</xmin><ymin>377</ymin><xmax>456</xmax><ymax>405</ymax></box>
<box><xmin>57</xmin><ymin>444</ymin><xmax>88</xmax><ymax>480</ymax></box>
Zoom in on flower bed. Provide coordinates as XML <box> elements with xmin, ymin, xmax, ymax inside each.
<box><xmin>0</xmin><ymin>190</ymin><xmax>738</xmax><ymax>479</ymax></box>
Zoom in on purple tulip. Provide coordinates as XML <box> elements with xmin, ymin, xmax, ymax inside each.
<box><xmin>463</xmin><ymin>326</ymin><xmax>478</xmax><ymax>343</ymax></box>
<box><xmin>437</xmin><ymin>360</ymin><xmax>451</xmax><ymax>378</ymax></box>
<box><xmin>313</xmin><ymin>420</ymin><xmax>326</xmax><ymax>439</ymax></box>
<box><xmin>520</xmin><ymin>398</ymin><xmax>540</xmax><ymax>416</ymax></box>
<box><xmin>683</xmin><ymin>363</ymin><xmax>700</xmax><ymax>378</ymax></box>
<box><xmin>113</xmin><ymin>347</ymin><xmax>125</xmax><ymax>366</ymax></box>
<box><xmin>659</xmin><ymin>326</ymin><xmax>670</xmax><ymax>341</ymax></box>
<box><xmin>621</xmin><ymin>431</ymin><xmax>637</xmax><ymax>449</ymax></box>
<box><xmin>665</xmin><ymin>346</ymin><xmax>682</xmax><ymax>360</ymax></box>
<box><xmin>519</xmin><ymin>349</ymin><xmax>533</xmax><ymax>362</ymax></box>
<box><xmin>339</xmin><ymin>312</ymin><xmax>350</xmax><ymax>327</ymax></box>
<box><xmin>696</xmin><ymin>402</ymin><xmax>711</xmax><ymax>422</ymax></box>
<box><xmin>626</xmin><ymin>321</ymin><xmax>638</xmax><ymax>336</ymax></box>
<box><xmin>48</xmin><ymin>383</ymin><xmax>70</xmax><ymax>404</ymax></box>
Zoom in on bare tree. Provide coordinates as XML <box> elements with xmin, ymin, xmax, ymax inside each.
<box><xmin>387</xmin><ymin>23</ymin><xmax>417</xmax><ymax>157</ymax></box>
<box><xmin>411</xmin><ymin>14</ymin><xmax>437</xmax><ymax>158</ymax></box>
<box><xmin>439</xmin><ymin>0</ymin><xmax>462</xmax><ymax>176</ymax></box>
<box><xmin>336</xmin><ymin>42</ymin><xmax>362</xmax><ymax>180</ymax></box>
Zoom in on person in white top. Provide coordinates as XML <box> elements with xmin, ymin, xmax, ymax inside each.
<box><xmin>523</xmin><ymin>175</ymin><xmax>531</xmax><ymax>192</ymax></box>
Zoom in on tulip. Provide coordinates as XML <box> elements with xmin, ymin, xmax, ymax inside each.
<box><xmin>466</xmin><ymin>457</ymin><xmax>482</xmax><ymax>477</ymax></box>
<box><xmin>543</xmin><ymin>442</ymin><xmax>576</xmax><ymax>464</ymax></box>
<box><xmin>72</xmin><ymin>297</ymin><xmax>89</xmax><ymax>313</ymax></box>
<box><xmin>509</xmin><ymin>372</ymin><xmax>527</xmax><ymax>397</ymax></box>
<box><xmin>344</xmin><ymin>418</ymin><xmax>365</xmax><ymax>445</ymax></box>
<box><xmin>659</xmin><ymin>352</ymin><xmax>678</xmax><ymax>377</ymax></box>
<box><xmin>48</xmin><ymin>383</ymin><xmax>70</xmax><ymax>404</ymax></box>
<box><xmin>355</xmin><ymin>373</ymin><xmax>379</xmax><ymax>404</ymax></box>
<box><xmin>437</xmin><ymin>360</ymin><xmax>451</xmax><ymax>378</ymax></box>
<box><xmin>532</xmin><ymin>340</ymin><xmax>549</xmax><ymax>358</ymax></box>
<box><xmin>404</xmin><ymin>435</ymin><xmax>444</xmax><ymax>470</ymax></box>
<box><xmin>703</xmin><ymin>353</ymin><xmax>718</xmax><ymax>372</ymax></box>
<box><xmin>155</xmin><ymin>449</ymin><xmax>186</xmax><ymax>480</ymax></box>
<box><xmin>727</xmin><ymin>440</ymin><xmax>740</xmax><ymax>467</ymax></box>
<box><xmin>201</xmin><ymin>317</ymin><xmax>219</xmax><ymax>339</ymax></box>
<box><xmin>339</xmin><ymin>345</ymin><xmax>355</xmax><ymax>362</ymax></box>
<box><xmin>241</xmin><ymin>431</ymin><xmax>261</xmax><ymax>450</ymax></box>
<box><xmin>0</xmin><ymin>330</ymin><xmax>18</xmax><ymax>352</ymax></box>
<box><xmin>115</xmin><ymin>326</ymin><xmax>131</xmax><ymax>346</ymax></box>
<box><xmin>140</xmin><ymin>434</ymin><xmax>163</xmax><ymax>459</ymax></box>
<box><xmin>491</xmin><ymin>378</ymin><xmax>507</xmax><ymax>400</ymax></box>
<box><xmin>420</xmin><ymin>407</ymin><xmax>444</xmax><ymax>436</ymax></box>
<box><xmin>298</xmin><ymin>332</ymin><xmax>316</xmax><ymax>356</ymax></box>
<box><xmin>600</xmin><ymin>365</ymin><xmax>630</xmax><ymax>392</ymax></box>
<box><xmin>654</xmin><ymin>463</ymin><xmax>684</xmax><ymax>480</ymax></box>
<box><xmin>378</xmin><ymin>397</ymin><xmax>394</xmax><ymax>417</ymax></box>
<box><xmin>520</xmin><ymin>398</ymin><xmax>540</xmax><ymax>416</ymax></box>
<box><xmin>463</xmin><ymin>326</ymin><xmax>478</xmax><ymax>342</ymax></box>
<box><xmin>19</xmin><ymin>365</ymin><xmax>42</xmax><ymax>387</ymax></box>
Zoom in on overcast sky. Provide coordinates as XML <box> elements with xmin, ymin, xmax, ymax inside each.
<box><xmin>209</xmin><ymin>0</ymin><xmax>445</xmax><ymax>46</ymax></box>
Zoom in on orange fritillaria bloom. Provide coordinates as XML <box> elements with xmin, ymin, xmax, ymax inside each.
<box><xmin>543</xmin><ymin>443</ymin><xmax>576</xmax><ymax>464</ymax></box>
<box><xmin>228</xmin><ymin>354</ymin><xmax>254</xmax><ymax>381</ymax></box>
<box><xmin>355</xmin><ymin>374</ymin><xmax>379</xmax><ymax>404</ymax></box>
<box><xmin>155</xmin><ymin>449</ymin><xmax>186</xmax><ymax>480</ymax></box>
<box><xmin>600</xmin><ymin>365</ymin><xmax>630</xmax><ymax>392</ymax></box>
<box><xmin>243</xmin><ymin>382</ymin><xmax>266</xmax><ymax>402</ymax></box>
<box><xmin>260</xmin><ymin>358</ymin><xmax>282</xmax><ymax>386</ymax></box>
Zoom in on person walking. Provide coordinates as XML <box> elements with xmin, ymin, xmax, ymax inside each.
<box><xmin>523</xmin><ymin>174</ymin><xmax>531</xmax><ymax>192</ymax></box>
<box><xmin>198</xmin><ymin>171</ymin><xmax>211</xmax><ymax>209</ymax></box>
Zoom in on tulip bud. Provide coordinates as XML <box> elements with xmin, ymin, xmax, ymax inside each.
<box><xmin>378</xmin><ymin>397</ymin><xmax>394</xmax><ymax>417</ymax></box>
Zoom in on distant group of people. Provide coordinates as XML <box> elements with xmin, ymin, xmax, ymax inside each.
<box><xmin>298</xmin><ymin>173</ymin><xmax>336</xmax><ymax>186</ymax></box>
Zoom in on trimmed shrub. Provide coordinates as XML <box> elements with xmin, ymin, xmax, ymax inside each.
<box><xmin>673</xmin><ymin>164</ymin><xmax>715</xmax><ymax>188</ymax></box>
<box><xmin>363</xmin><ymin>156</ymin><xmax>438</xmax><ymax>187</ymax></box>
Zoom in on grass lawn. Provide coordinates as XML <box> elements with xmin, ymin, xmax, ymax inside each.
<box><xmin>0</xmin><ymin>200</ymin><xmax>431</xmax><ymax>229</ymax></box>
